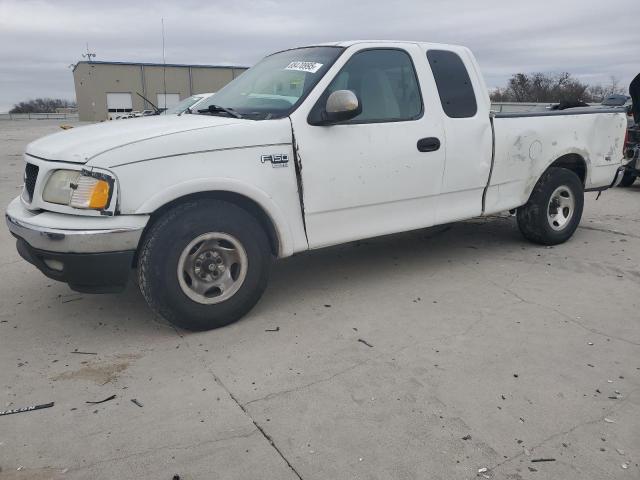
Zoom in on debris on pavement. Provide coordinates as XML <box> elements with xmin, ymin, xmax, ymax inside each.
<box><xmin>616</xmin><ymin>448</ymin><xmax>625</xmax><ymax>455</ymax></box>
<box><xmin>462</xmin><ymin>434</ymin><xmax>472</xmax><ymax>440</ymax></box>
<box><xmin>357</xmin><ymin>338</ymin><xmax>374</xmax><ymax>348</ymax></box>
<box><xmin>604</xmin><ymin>418</ymin><xmax>616</xmax><ymax>423</ymax></box>
<box><xmin>531</xmin><ymin>458</ymin><xmax>556</xmax><ymax>463</ymax></box>
<box><xmin>528</xmin><ymin>466</ymin><xmax>538</xmax><ymax>472</ymax></box>
<box><xmin>85</xmin><ymin>395</ymin><xmax>116</xmax><ymax>404</ymax></box>
<box><xmin>71</xmin><ymin>350</ymin><xmax>97</xmax><ymax>355</ymax></box>
<box><xmin>61</xmin><ymin>297</ymin><xmax>83</xmax><ymax>304</ymax></box>
<box><xmin>265</xmin><ymin>327</ymin><xmax>280</xmax><ymax>332</ymax></box>
<box><xmin>622</xmin><ymin>463</ymin><xmax>629</xmax><ymax>469</ymax></box>
<box><xmin>0</xmin><ymin>401</ymin><xmax>54</xmax><ymax>417</ymax></box>
<box><xmin>131</xmin><ymin>398</ymin><xmax>143</xmax><ymax>408</ymax></box>
<box><xmin>477</xmin><ymin>467</ymin><xmax>488</xmax><ymax>473</ymax></box>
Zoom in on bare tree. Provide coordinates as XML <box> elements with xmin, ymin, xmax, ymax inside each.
<box><xmin>490</xmin><ymin>72</ymin><xmax>601</xmax><ymax>103</ymax></box>
<box><xmin>10</xmin><ymin>98</ymin><xmax>76</xmax><ymax>114</ymax></box>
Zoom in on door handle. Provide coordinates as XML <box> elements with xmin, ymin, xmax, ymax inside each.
<box><xmin>417</xmin><ymin>137</ymin><xmax>441</xmax><ymax>152</ymax></box>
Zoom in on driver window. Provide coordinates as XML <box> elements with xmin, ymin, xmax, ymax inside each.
<box><xmin>324</xmin><ymin>49</ymin><xmax>422</xmax><ymax>123</ymax></box>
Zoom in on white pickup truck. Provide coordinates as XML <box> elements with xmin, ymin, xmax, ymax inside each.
<box><xmin>6</xmin><ymin>41</ymin><xmax>628</xmax><ymax>330</ymax></box>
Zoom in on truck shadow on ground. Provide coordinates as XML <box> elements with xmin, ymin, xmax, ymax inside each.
<box><xmin>50</xmin><ymin>215</ymin><xmax>529</xmax><ymax>333</ymax></box>
<box><xmin>253</xmin><ymin>215</ymin><xmax>530</xmax><ymax>316</ymax></box>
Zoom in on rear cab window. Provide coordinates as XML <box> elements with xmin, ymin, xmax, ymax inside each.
<box><xmin>427</xmin><ymin>50</ymin><xmax>477</xmax><ymax>118</ymax></box>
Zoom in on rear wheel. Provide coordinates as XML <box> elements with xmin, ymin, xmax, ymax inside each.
<box><xmin>138</xmin><ymin>199</ymin><xmax>271</xmax><ymax>330</ymax></box>
<box><xmin>516</xmin><ymin>167</ymin><xmax>584</xmax><ymax>245</ymax></box>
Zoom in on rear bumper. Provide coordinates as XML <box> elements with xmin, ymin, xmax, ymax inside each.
<box><xmin>610</xmin><ymin>165</ymin><xmax>627</xmax><ymax>188</ymax></box>
<box><xmin>5</xmin><ymin>196</ymin><xmax>149</xmax><ymax>293</ymax></box>
<box><xmin>624</xmin><ymin>147</ymin><xmax>639</xmax><ymax>173</ymax></box>
<box><xmin>585</xmin><ymin>165</ymin><xmax>627</xmax><ymax>192</ymax></box>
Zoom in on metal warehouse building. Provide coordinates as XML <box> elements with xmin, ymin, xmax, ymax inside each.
<box><xmin>72</xmin><ymin>61</ymin><xmax>247</xmax><ymax>121</ymax></box>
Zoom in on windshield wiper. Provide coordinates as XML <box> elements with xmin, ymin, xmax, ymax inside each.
<box><xmin>197</xmin><ymin>104</ymin><xmax>243</xmax><ymax>119</ymax></box>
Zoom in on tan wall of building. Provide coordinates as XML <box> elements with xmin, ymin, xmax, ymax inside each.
<box><xmin>73</xmin><ymin>62</ymin><xmax>246</xmax><ymax>121</ymax></box>
<box><xmin>190</xmin><ymin>67</ymin><xmax>247</xmax><ymax>94</ymax></box>
<box><xmin>142</xmin><ymin>65</ymin><xmax>191</xmax><ymax>109</ymax></box>
<box><xmin>74</xmin><ymin>63</ymin><xmax>144</xmax><ymax>121</ymax></box>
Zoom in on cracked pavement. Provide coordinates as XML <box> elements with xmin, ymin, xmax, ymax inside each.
<box><xmin>1</xmin><ymin>120</ymin><xmax>639</xmax><ymax>479</ymax></box>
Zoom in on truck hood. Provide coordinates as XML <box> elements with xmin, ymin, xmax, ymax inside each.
<box><xmin>25</xmin><ymin>115</ymin><xmax>245</xmax><ymax>164</ymax></box>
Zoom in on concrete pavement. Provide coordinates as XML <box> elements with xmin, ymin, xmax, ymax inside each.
<box><xmin>0</xmin><ymin>120</ymin><xmax>638</xmax><ymax>479</ymax></box>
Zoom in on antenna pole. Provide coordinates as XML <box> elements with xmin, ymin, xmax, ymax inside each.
<box><xmin>162</xmin><ymin>18</ymin><xmax>167</xmax><ymax>110</ymax></box>
<box><xmin>82</xmin><ymin>42</ymin><xmax>96</xmax><ymax>62</ymax></box>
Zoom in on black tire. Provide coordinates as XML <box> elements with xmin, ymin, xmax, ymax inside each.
<box><xmin>138</xmin><ymin>199</ymin><xmax>271</xmax><ymax>330</ymax></box>
<box><xmin>618</xmin><ymin>170</ymin><xmax>637</xmax><ymax>187</ymax></box>
<box><xmin>516</xmin><ymin>167</ymin><xmax>584</xmax><ymax>245</ymax></box>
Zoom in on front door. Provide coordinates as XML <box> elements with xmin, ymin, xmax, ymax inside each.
<box><xmin>290</xmin><ymin>45</ymin><xmax>446</xmax><ymax>248</ymax></box>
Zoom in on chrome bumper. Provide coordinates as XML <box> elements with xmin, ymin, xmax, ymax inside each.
<box><xmin>5</xmin><ymin>196</ymin><xmax>148</xmax><ymax>254</ymax></box>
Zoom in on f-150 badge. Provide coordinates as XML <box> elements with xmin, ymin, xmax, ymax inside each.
<box><xmin>261</xmin><ymin>154</ymin><xmax>289</xmax><ymax>168</ymax></box>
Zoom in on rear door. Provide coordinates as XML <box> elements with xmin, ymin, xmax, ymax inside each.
<box><xmin>423</xmin><ymin>48</ymin><xmax>493</xmax><ymax>222</ymax></box>
<box><xmin>290</xmin><ymin>43</ymin><xmax>446</xmax><ymax>248</ymax></box>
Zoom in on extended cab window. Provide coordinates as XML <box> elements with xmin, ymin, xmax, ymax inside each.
<box><xmin>427</xmin><ymin>50</ymin><xmax>477</xmax><ymax>118</ymax></box>
<box><xmin>320</xmin><ymin>49</ymin><xmax>422</xmax><ymax>123</ymax></box>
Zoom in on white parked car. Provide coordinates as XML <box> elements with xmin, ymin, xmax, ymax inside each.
<box><xmin>161</xmin><ymin>93</ymin><xmax>216</xmax><ymax>115</ymax></box>
<box><xmin>5</xmin><ymin>41</ymin><xmax>627</xmax><ymax>330</ymax></box>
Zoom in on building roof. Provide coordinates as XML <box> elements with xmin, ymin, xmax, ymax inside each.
<box><xmin>73</xmin><ymin>60</ymin><xmax>247</xmax><ymax>72</ymax></box>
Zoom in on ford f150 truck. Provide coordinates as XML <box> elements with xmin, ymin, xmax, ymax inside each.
<box><xmin>5</xmin><ymin>41</ymin><xmax>628</xmax><ymax>330</ymax></box>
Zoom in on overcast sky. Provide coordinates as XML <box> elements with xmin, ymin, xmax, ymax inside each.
<box><xmin>0</xmin><ymin>0</ymin><xmax>638</xmax><ymax>112</ymax></box>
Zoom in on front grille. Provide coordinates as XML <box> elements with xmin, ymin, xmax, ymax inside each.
<box><xmin>24</xmin><ymin>163</ymin><xmax>39</xmax><ymax>202</ymax></box>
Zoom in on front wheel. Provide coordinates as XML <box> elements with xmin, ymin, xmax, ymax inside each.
<box><xmin>138</xmin><ymin>199</ymin><xmax>272</xmax><ymax>330</ymax></box>
<box><xmin>516</xmin><ymin>167</ymin><xmax>584</xmax><ymax>245</ymax></box>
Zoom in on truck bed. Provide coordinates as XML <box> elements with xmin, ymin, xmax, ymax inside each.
<box><xmin>484</xmin><ymin>108</ymin><xmax>627</xmax><ymax>215</ymax></box>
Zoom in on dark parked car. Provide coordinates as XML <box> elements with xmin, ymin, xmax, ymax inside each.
<box><xmin>619</xmin><ymin>74</ymin><xmax>640</xmax><ymax>187</ymax></box>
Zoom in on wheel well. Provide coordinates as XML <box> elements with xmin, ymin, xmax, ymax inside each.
<box><xmin>548</xmin><ymin>154</ymin><xmax>587</xmax><ymax>185</ymax></box>
<box><xmin>135</xmin><ymin>191</ymin><xmax>280</xmax><ymax>265</ymax></box>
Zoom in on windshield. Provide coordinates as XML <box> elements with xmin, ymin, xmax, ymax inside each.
<box><xmin>163</xmin><ymin>95</ymin><xmax>204</xmax><ymax>114</ymax></box>
<box><xmin>195</xmin><ymin>46</ymin><xmax>344</xmax><ymax>119</ymax></box>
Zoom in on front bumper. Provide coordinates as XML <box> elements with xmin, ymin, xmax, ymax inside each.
<box><xmin>5</xmin><ymin>197</ymin><xmax>149</xmax><ymax>293</ymax></box>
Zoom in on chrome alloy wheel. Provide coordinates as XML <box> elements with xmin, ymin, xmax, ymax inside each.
<box><xmin>547</xmin><ymin>186</ymin><xmax>575</xmax><ymax>231</ymax></box>
<box><xmin>177</xmin><ymin>232</ymin><xmax>248</xmax><ymax>304</ymax></box>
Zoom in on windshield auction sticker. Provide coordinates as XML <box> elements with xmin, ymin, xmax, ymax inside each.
<box><xmin>285</xmin><ymin>61</ymin><xmax>323</xmax><ymax>73</ymax></box>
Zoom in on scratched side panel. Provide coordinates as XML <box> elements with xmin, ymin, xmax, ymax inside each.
<box><xmin>484</xmin><ymin>112</ymin><xmax>626</xmax><ymax>214</ymax></box>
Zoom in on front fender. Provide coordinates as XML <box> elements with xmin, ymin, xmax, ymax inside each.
<box><xmin>135</xmin><ymin>177</ymin><xmax>298</xmax><ymax>257</ymax></box>
<box><xmin>110</xmin><ymin>138</ymin><xmax>307</xmax><ymax>257</ymax></box>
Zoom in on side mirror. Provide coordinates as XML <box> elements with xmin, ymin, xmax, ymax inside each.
<box><xmin>312</xmin><ymin>90</ymin><xmax>361</xmax><ymax>125</ymax></box>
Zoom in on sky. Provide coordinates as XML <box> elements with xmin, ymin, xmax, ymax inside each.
<box><xmin>0</xmin><ymin>0</ymin><xmax>638</xmax><ymax>112</ymax></box>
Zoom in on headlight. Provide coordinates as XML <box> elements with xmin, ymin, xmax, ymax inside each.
<box><xmin>43</xmin><ymin>169</ymin><xmax>112</xmax><ymax>210</ymax></box>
